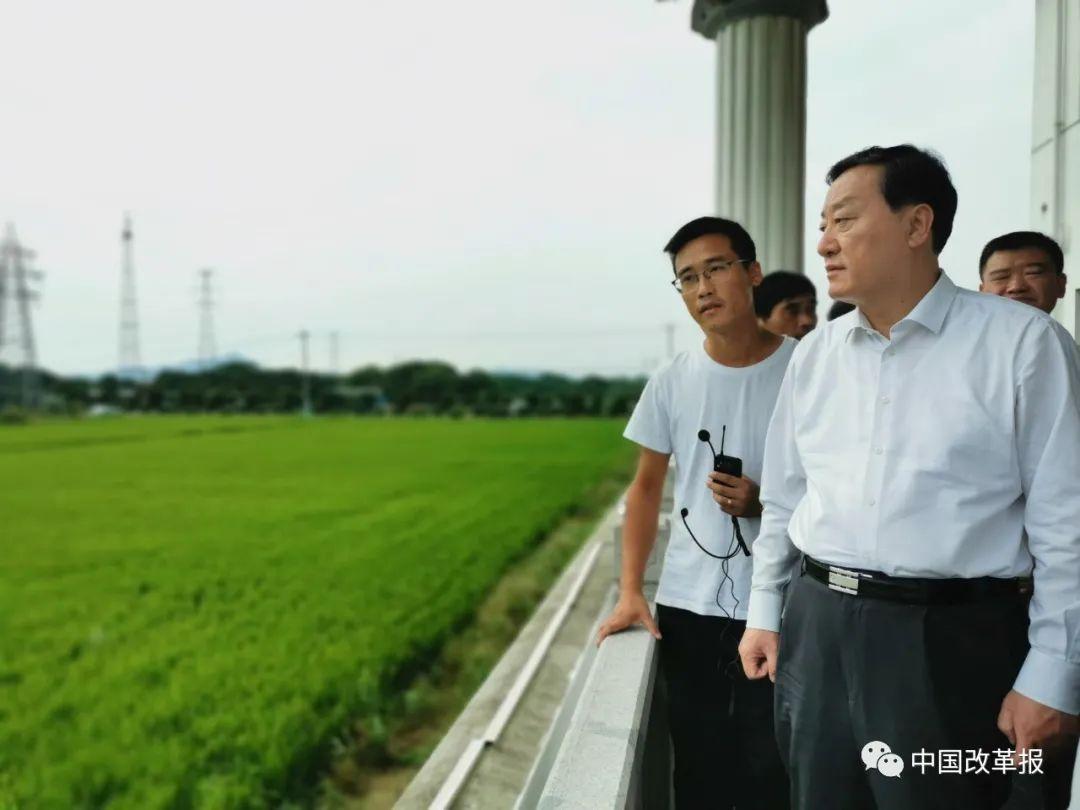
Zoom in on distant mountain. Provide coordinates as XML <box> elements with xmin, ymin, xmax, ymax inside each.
<box><xmin>113</xmin><ymin>353</ymin><xmax>255</xmax><ymax>381</ymax></box>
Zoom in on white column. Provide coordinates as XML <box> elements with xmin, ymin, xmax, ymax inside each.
<box><xmin>1030</xmin><ymin>0</ymin><xmax>1080</xmax><ymax>339</ymax></box>
<box><xmin>692</xmin><ymin>0</ymin><xmax>827</xmax><ymax>274</ymax></box>
<box><xmin>715</xmin><ymin>16</ymin><xmax>807</xmax><ymax>273</ymax></box>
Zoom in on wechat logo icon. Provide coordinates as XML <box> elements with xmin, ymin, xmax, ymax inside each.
<box><xmin>862</xmin><ymin>741</ymin><xmax>904</xmax><ymax>778</ymax></box>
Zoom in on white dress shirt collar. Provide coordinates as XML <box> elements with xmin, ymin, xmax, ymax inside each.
<box><xmin>847</xmin><ymin>270</ymin><xmax>958</xmax><ymax>341</ymax></box>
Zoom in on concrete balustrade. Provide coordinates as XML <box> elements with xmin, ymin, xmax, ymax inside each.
<box><xmin>519</xmin><ymin>483</ymin><xmax>675</xmax><ymax>809</ymax></box>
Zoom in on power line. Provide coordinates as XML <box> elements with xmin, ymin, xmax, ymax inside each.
<box><xmin>120</xmin><ymin>322</ymin><xmax>692</xmax><ymax>365</ymax></box>
<box><xmin>332</xmin><ymin>324</ymin><xmax>685</xmax><ymax>342</ymax></box>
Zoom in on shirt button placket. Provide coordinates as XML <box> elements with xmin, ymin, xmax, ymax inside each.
<box><xmin>863</xmin><ymin>345</ymin><xmax>892</xmax><ymax>563</ymax></box>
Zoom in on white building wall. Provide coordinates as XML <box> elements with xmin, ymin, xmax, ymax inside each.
<box><xmin>1031</xmin><ymin>0</ymin><xmax>1080</xmax><ymax>338</ymax></box>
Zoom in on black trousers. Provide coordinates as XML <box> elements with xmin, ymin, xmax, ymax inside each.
<box><xmin>774</xmin><ymin>567</ymin><xmax>1073</xmax><ymax>810</ymax></box>
<box><xmin>657</xmin><ymin>603</ymin><xmax>790</xmax><ymax>810</ymax></box>
<box><xmin>1003</xmin><ymin>737</ymin><xmax>1078</xmax><ymax>810</ymax></box>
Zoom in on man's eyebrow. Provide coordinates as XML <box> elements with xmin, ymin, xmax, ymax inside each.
<box><xmin>822</xmin><ymin>195</ymin><xmax>858</xmax><ymax>216</ymax></box>
<box><xmin>676</xmin><ymin>254</ymin><xmax>735</xmax><ymax>274</ymax></box>
<box><xmin>986</xmin><ymin>260</ymin><xmax>1048</xmax><ymax>273</ymax></box>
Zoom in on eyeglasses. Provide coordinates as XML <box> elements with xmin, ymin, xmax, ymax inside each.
<box><xmin>671</xmin><ymin>260</ymin><xmax>752</xmax><ymax>293</ymax></box>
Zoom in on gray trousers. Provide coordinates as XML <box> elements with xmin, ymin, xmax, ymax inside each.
<box><xmin>774</xmin><ymin>567</ymin><xmax>1039</xmax><ymax>810</ymax></box>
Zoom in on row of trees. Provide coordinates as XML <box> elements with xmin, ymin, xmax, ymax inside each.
<box><xmin>0</xmin><ymin>360</ymin><xmax>647</xmax><ymax>418</ymax></box>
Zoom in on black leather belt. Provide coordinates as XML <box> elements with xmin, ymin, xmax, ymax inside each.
<box><xmin>802</xmin><ymin>555</ymin><xmax>1032</xmax><ymax>605</ymax></box>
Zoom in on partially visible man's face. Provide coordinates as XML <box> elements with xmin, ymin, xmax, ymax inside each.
<box><xmin>817</xmin><ymin>164</ymin><xmax>915</xmax><ymax>304</ymax></box>
<box><xmin>979</xmin><ymin>247</ymin><xmax>1066</xmax><ymax>314</ymax></box>
<box><xmin>761</xmin><ymin>294</ymin><xmax>817</xmax><ymax>339</ymax></box>
<box><xmin>673</xmin><ymin>234</ymin><xmax>761</xmax><ymax>333</ymax></box>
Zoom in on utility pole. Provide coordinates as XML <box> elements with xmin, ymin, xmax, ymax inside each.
<box><xmin>197</xmin><ymin>269</ymin><xmax>217</xmax><ymax>370</ymax></box>
<box><xmin>0</xmin><ymin>224</ymin><xmax>43</xmax><ymax>408</ymax></box>
<box><xmin>665</xmin><ymin>322</ymin><xmax>675</xmax><ymax>360</ymax></box>
<box><xmin>299</xmin><ymin>329</ymin><xmax>312</xmax><ymax>416</ymax></box>
<box><xmin>329</xmin><ymin>330</ymin><xmax>340</xmax><ymax>375</ymax></box>
<box><xmin>118</xmin><ymin>213</ymin><xmax>141</xmax><ymax>375</ymax></box>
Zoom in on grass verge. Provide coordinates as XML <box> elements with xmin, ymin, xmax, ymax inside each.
<box><xmin>316</xmin><ymin>471</ymin><xmax>630</xmax><ymax>809</ymax></box>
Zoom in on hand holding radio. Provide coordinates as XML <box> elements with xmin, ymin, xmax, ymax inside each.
<box><xmin>707</xmin><ymin>471</ymin><xmax>762</xmax><ymax>518</ymax></box>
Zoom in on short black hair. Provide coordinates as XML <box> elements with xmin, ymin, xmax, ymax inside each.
<box><xmin>826</xmin><ymin>145</ymin><xmax>958</xmax><ymax>255</ymax></box>
<box><xmin>663</xmin><ymin>216</ymin><xmax>756</xmax><ymax>267</ymax></box>
<box><xmin>827</xmin><ymin>300</ymin><xmax>856</xmax><ymax>320</ymax></box>
<box><xmin>978</xmin><ymin>231</ymin><xmax>1064</xmax><ymax>278</ymax></box>
<box><xmin>753</xmin><ymin>271</ymin><xmax>817</xmax><ymax>319</ymax></box>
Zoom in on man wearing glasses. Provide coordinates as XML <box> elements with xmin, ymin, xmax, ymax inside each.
<box><xmin>597</xmin><ymin>216</ymin><xmax>795</xmax><ymax>809</ymax></box>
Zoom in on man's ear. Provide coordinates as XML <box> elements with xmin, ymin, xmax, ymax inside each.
<box><xmin>748</xmin><ymin>261</ymin><xmax>764</xmax><ymax>287</ymax></box>
<box><xmin>1055</xmin><ymin>272</ymin><xmax>1067</xmax><ymax>300</ymax></box>
<box><xmin>906</xmin><ymin>203</ymin><xmax>935</xmax><ymax>251</ymax></box>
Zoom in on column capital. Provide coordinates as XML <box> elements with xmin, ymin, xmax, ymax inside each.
<box><xmin>691</xmin><ymin>0</ymin><xmax>828</xmax><ymax>39</ymax></box>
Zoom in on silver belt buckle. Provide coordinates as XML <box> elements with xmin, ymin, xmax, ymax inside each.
<box><xmin>827</xmin><ymin>565</ymin><xmax>861</xmax><ymax>595</ymax></box>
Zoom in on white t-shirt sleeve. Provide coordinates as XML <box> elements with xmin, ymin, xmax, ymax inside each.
<box><xmin>623</xmin><ymin>373</ymin><xmax>672</xmax><ymax>454</ymax></box>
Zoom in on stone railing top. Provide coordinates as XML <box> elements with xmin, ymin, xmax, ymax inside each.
<box><xmin>536</xmin><ymin>609</ymin><xmax>661</xmax><ymax>809</ymax></box>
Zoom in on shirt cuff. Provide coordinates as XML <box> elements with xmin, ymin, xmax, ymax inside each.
<box><xmin>1012</xmin><ymin>647</ymin><xmax>1080</xmax><ymax>715</ymax></box>
<box><xmin>746</xmin><ymin>589</ymin><xmax>784</xmax><ymax>633</ymax></box>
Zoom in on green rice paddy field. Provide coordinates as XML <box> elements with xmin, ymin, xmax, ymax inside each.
<box><xmin>0</xmin><ymin>416</ymin><xmax>634</xmax><ymax>809</ymax></box>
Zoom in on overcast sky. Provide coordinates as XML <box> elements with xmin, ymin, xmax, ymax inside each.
<box><xmin>0</xmin><ymin>0</ymin><xmax>1033</xmax><ymax>377</ymax></box>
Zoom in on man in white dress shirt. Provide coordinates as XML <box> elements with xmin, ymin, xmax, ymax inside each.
<box><xmin>738</xmin><ymin>145</ymin><xmax>1080</xmax><ymax>809</ymax></box>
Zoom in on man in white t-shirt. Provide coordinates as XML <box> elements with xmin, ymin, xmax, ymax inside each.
<box><xmin>596</xmin><ymin>216</ymin><xmax>796</xmax><ymax>810</ymax></box>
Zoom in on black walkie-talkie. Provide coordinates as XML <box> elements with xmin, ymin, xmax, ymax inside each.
<box><xmin>696</xmin><ymin>426</ymin><xmax>750</xmax><ymax>557</ymax></box>
<box><xmin>698</xmin><ymin>427</ymin><xmax>742</xmax><ymax>478</ymax></box>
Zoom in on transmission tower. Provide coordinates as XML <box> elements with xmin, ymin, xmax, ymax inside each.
<box><xmin>118</xmin><ymin>213</ymin><xmax>141</xmax><ymax>374</ymax></box>
<box><xmin>197</xmin><ymin>268</ymin><xmax>217</xmax><ymax>370</ymax></box>
<box><xmin>0</xmin><ymin>224</ymin><xmax>44</xmax><ymax>407</ymax></box>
